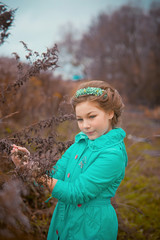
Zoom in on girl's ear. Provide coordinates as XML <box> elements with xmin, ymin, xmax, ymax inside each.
<box><xmin>108</xmin><ymin>110</ymin><xmax>114</xmax><ymax>120</ymax></box>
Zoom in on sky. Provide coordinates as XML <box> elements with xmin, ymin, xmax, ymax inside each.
<box><xmin>0</xmin><ymin>0</ymin><xmax>155</xmax><ymax>80</ymax></box>
<box><xmin>0</xmin><ymin>0</ymin><xmax>155</xmax><ymax>79</ymax></box>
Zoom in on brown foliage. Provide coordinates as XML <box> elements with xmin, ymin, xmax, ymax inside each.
<box><xmin>0</xmin><ymin>42</ymin><xmax>78</xmax><ymax>238</ymax></box>
<box><xmin>0</xmin><ymin>42</ymin><xmax>59</xmax><ymax>104</ymax></box>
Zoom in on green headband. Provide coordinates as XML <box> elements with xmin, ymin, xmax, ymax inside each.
<box><xmin>75</xmin><ymin>87</ymin><xmax>107</xmax><ymax>98</ymax></box>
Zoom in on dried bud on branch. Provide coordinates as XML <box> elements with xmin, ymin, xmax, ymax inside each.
<box><xmin>0</xmin><ymin>42</ymin><xmax>59</xmax><ymax>103</ymax></box>
<box><xmin>0</xmin><ymin>3</ymin><xmax>16</xmax><ymax>45</ymax></box>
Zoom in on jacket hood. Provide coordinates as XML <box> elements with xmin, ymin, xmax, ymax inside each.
<box><xmin>75</xmin><ymin>128</ymin><xmax>128</xmax><ymax>166</ymax></box>
<box><xmin>75</xmin><ymin>128</ymin><xmax>125</xmax><ymax>149</ymax></box>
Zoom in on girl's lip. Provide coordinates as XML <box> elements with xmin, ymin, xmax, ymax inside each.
<box><xmin>86</xmin><ymin>131</ymin><xmax>95</xmax><ymax>135</ymax></box>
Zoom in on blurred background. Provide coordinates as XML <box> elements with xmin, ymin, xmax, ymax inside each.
<box><xmin>0</xmin><ymin>0</ymin><xmax>160</xmax><ymax>239</ymax></box>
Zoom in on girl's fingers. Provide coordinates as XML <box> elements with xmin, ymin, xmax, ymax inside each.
<box><xmin>12</xmin><ymin>145</ymin><xmax>30</xmax><ymax>155</ymax></box>
<box><xmin>12</xmin><ymin>144</ymin><xmax>18</xmax><ymax>147</ymax></box>
<box><xmin>11</xmin><ymin>148</ymin><xmax>18</xmax><ymax>154</ymax></box>
<box><xmin>11</xmin><ymin>145</ymin><xmax>30</xmax><ymax>167</ymax></box>
<box><xmin>11</xmin><ymin>155</ymin><xmax>21</xmax><ymax>166</ymax></box>
<box><xmin>16</xmin><ymin>147</ymin><xmax>30</xmax><ymax>155</ymax></box>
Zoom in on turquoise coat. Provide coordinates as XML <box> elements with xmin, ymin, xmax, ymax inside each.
<box><xmin>47</xmin><ymin>128</ymin><xmax>128</xmax><ymax>240</ymax></box>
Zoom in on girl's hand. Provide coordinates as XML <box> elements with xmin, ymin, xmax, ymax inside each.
<box><xmin>38</xmin><ymin>175</ymin><xmax>58</xmax><ymax>192</ymax></box>
<box><xmin>11</xmin><ymin>144</ymin><xmax>30</xmax><ymax>167</ymax></box>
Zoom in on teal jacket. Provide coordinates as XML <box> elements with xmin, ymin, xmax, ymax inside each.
<box><xmin>47</xmin><ymin>128</ymin><xmax>128</xmax><ymax>240</ymax></box>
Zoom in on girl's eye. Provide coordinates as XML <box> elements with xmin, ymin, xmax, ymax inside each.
<box><xmin>89</xmin><ymin>115</ymin><xmax>96</xmax><ymax>119</ymax></box>
<box><xmin>77</xmin><ymin>119</ymin><xmax>83</xmax><ymax>122</ymax></box>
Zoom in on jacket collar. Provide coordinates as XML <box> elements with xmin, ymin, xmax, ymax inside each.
<box><xmin>75</xmin><ymin>128</ymin><xmax>126</xmax><ymax>151</ymax></box>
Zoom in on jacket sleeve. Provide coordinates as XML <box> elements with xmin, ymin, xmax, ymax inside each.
<box><xmin>49</xmin><ymin>143</ymin><xmax>75</xmax><ymax>181</ymax></box>
<box><xmin>52</xmin><ymin>150</ymin><xmax>125</xmax><ymax>204</ymax></box>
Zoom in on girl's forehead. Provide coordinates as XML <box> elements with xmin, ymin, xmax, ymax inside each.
<box><xmin>75</xmin><ymin>101</ymin><xmax>103</xmax><ymax>115</ymax></box>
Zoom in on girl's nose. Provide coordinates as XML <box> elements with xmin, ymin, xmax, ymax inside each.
<box><xmin>83</xmin><ymin>120</ymin><xmax>90</xmax><ymax>129</ymax></box>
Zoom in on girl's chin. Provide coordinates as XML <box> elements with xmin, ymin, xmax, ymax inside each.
<box><xmin>88</xmin><ymin>134</ymin><xmax>98</xmax><ymax>140</ymax></box>
<box><xmin>88</xmin><ymin>137</ymin><xmax>95</xmax><ymax>140</ymax></box>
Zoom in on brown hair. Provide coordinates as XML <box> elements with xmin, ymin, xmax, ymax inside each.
<box><xmin>71</xmin><ymin>80</ymin><xmax>124</xmax><ymax>128</ymax></box>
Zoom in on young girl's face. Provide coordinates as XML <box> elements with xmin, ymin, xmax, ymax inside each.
<box><xmin>75</xmin><ymin>101</ymin><xmax>114</xmax><ymax>140</ymax></box>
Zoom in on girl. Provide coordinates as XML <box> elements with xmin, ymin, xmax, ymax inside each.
<box><xmin>11</xmin><ymin>80</ymin><xmax>128</xmax><ymax>240</ymax></box>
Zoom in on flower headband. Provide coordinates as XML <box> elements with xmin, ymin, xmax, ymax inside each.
<box><xmin>75</xmin><ymin>87</ymin><xmax>107</xmax><ymax>98</ymax></box>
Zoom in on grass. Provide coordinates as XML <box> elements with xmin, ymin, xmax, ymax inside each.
<box><xmin>117</xmin><ymin>106</ymin><xmax>160</xmax><ymax>240</ymax></box>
